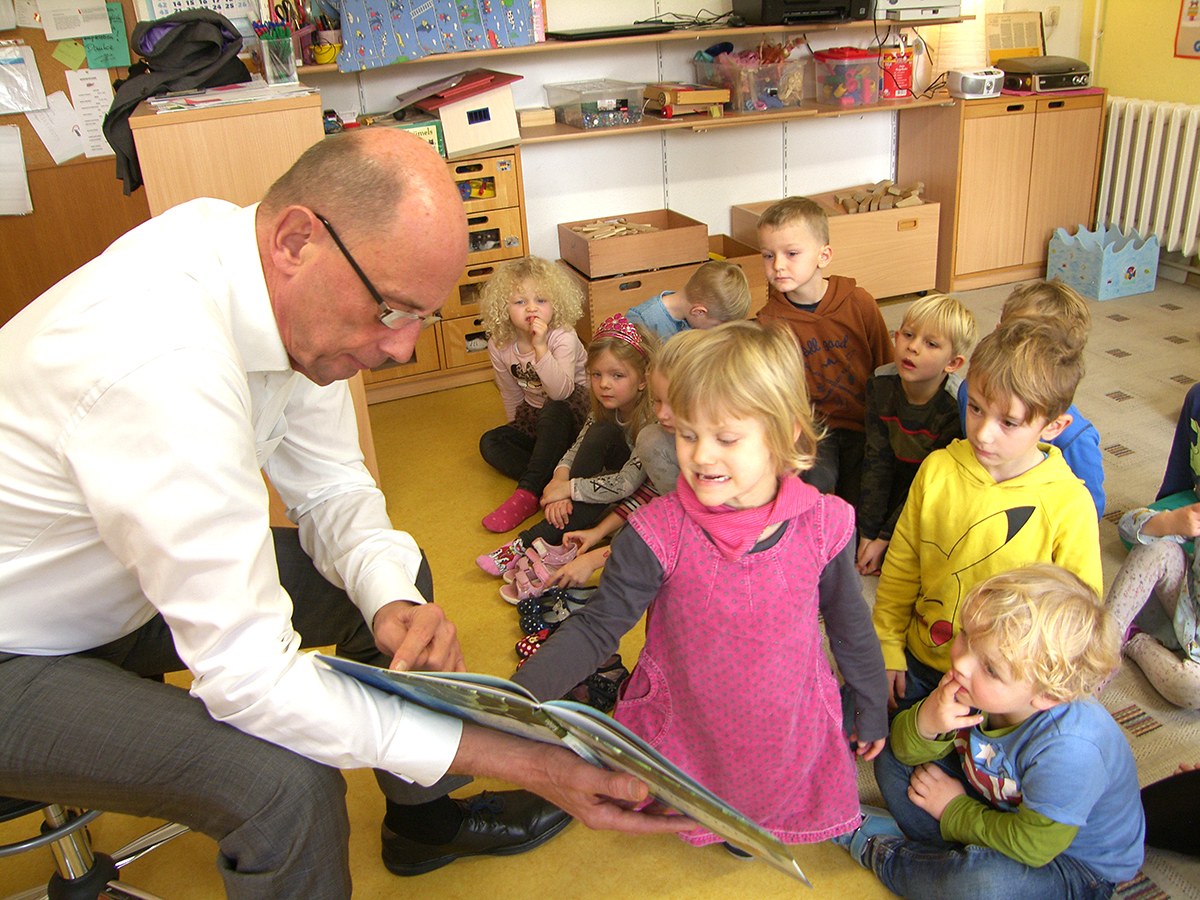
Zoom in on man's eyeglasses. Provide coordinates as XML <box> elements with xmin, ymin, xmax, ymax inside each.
<box><xmin>313</xmin><ymin>212</ymin><xmax>441</xmax><ymax>331</ymax></box>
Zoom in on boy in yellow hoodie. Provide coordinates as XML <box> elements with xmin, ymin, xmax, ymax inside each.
<box><xmin>872</xmin><ymin>318</ymin><xmax>1102</xmax><ymax>714</ymax></box>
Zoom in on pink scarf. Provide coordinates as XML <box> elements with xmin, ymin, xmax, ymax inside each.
<box><xmin>675</xmin><ymin>472</ymin><xmax>818</xmax><ymax>560</ymax></box>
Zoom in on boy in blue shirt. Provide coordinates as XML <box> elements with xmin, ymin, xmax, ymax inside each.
<box><xmin>839</xmin><ymin>564</ymin><xmax>1144</xmax><ymax>899</ymax></box>
<box><xmin>624</xmin><ymin>260</ymin><xmax>752</xmax><ymax>340</ymax></box>
<box><xmin>957</xmin><ymin>280</ymin><xmax>1105</xmax><ymax>517</ymax></box>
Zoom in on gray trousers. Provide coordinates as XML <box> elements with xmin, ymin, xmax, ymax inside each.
<box><xmin>0</xmin><ymin>528</ymin><xmax>463</xmax><ymax>900</ymax></box>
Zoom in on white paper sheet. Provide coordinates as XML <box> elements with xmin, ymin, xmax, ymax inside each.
<box><xmin>24</xmin><ymin>90</ymin><xmax>84</xmax><ymax>164</ymax></box>
<box><xmin>0</xmin><ymin>124</ymin><xmax>33</xmax><ymax>214</ymax></box>
<box><xmin>14</xmin><ymin>0</ymin><xmax>38</xmax><ymax>27</ymax></box>
<box><xmin>36</xmin><ymin>0</ymin><xmax>109</xmax><ymax>39</ymax></box>
<box><xmin>1</xmin><ymin>0</ymin><xmax>19</xmax><ymax>31</ymax></box>
<box><xmin>65</xmin><ymin>68</ymin><xmax>113</xmax><ymax>157</ymax></box>
<box><xmin>0</xmin><ymin>43</ymin><xmax>47</xmax><ymax>114</ymax></box>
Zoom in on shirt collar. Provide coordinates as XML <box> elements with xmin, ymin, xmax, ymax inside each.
<box><xmin>216</xmin><ymin>202</ymin><xmax>292</xmax><ymax>375</ymax></box>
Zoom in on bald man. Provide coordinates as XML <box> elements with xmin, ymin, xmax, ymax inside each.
<box><xmin>0</xmin><ymin>130</ymin><xmax>689</xmax><ymax>900</ymax></box>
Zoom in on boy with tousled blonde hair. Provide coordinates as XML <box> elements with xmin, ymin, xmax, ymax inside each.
<box><xmin>958</xmin><ymin>278</ymin><xmax>1104</xmax><ymax>517</ymax></box>
<box><xmin>841</xmin><ymin>564</ymin><xmax>1143</xmax><ymax>899</ymax></box>
<box><xmin>623</xmin><ymin>260</ymin><xmax>752</xmax><ymax>340</ymax></box>
<box><xmin>873</xmin><ymin>319</ymin><xmax>1101</xmax><ymax>716</ymax></box>
<box><xmin>857</xmin><ymin>294</ymin><xmax>978</xmax><ymax>574</ymax></box>
<box><xmin>756</xmin><ymin>196</ymin><xmax>893</xmax><ymax>507</ymax></box>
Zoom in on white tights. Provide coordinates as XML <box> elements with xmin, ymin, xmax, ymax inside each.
<box><xmin>1104</xmin><ymin>541</ymin><xmax>1200</xmax><ymax>709</ymax></box>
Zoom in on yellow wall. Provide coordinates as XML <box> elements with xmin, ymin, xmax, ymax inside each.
<box><xmin>1083</xmin><ymin>0</ymin><xmax>1200</xmax><ymax>103</ymax></box>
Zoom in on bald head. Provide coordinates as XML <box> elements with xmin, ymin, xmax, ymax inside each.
<box><xmin>261</xmin><ymin>129</ymin><xmax>465</xmax><ymax>246</ymax></box>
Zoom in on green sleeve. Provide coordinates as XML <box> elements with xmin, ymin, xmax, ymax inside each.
<box><xmin>890</xmin><ymin>701</ymin><xmax>954</xmax><ymax>766</ymax></box>
<box><xmin>940</xmin><ymin>796</ymin><xmax>1079</xmax><ymax>867</ymax></box>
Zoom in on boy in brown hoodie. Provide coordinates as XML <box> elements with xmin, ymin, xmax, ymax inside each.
<box><xmin>756</xmin><ymin>196</ymin><xmax>894</xmax><ymax>505</ymax></box>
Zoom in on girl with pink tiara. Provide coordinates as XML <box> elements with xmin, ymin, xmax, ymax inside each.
<box><xmin>477</xmin><ymin>313</ymin><xmax>657</xmax><ymax>587</ymax></box>
<box><xmin>478</xmin><ymin>257</ymin><xmax>590</xmax><ymax>533</ymax></box>
<box><xmin>511</xmin><ymin>320</ymin><xmax>888</xmax><ymax>852</ymax></box>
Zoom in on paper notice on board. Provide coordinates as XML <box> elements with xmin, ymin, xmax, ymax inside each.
<box><xmin>0</xmin><ymin>125</ymin><xmax>33</xmax><ymax>215</ymax></box>
<box><xmin>37</xmin><ymin>0</ymin><xmax>110</xmax><ymax>40</ymax></box>
<box><xmin>83</xmin><ymin>2</ymin><xmax>130</xmax><ymax>69</ymax></box>
<box><xmin>0</xmin><ymin>43</ymin><xmax>49</xmax><ymax>114</ymax></box>
<box><xmin>1</xmin><ymin>0</ymin><xmax>18</xmax><ymax>31</ymax></box>
<box><xmin>65</xmin><ymin>68</ymin><xmax>113</xmax><ymax>157</ymax></box>
<box><xmin>984</xmin><ymin>12</ymin><xmax>1045</xmax><ymax>65</ymax></box>
<box><xmin>14</xmin><ymin>0</ymin><xmax>38</xmax><ymax>27</ymax></box>
<box><xmin>25</xmin><ymin>90</ymin><xmax>84</xmax><ymax>163</ymax></box>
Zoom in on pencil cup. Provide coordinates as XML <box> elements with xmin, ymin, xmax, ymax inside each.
<box><xmin>260</xmin><ymin>35</ymin><xmax>298</xmax><ymax>85</ymax></box>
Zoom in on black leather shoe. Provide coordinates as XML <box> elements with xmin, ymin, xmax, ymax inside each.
<box><xmin>381</xmin><ymin>790</ymin><xmax>571</xmax><ymax>876</ymax></box>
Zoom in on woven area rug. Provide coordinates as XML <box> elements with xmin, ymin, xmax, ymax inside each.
<box><xmin>853</xmin><ymin>276</ymin><xmax>1200</xmax><ymax>896</ymax></box>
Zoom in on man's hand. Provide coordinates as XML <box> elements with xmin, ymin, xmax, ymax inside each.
<box><xmin>916</xmin><ymin>670</ymin><xmax>983</xmax><ymax>740</ymax></box>
<box><xmin>449</xmin><ymin>725</ymin><xmax>696</xmax><ymax>835</ymax></box>
<box><xmin>887</xmin><ymin>669</ymin><xmax>907</xmax><ymax>712</ymax></box>
<box><xmin>907</xmin><ymin>762</ymin><xmax>965</xmax><ymax>820</ymax></box>
<box><xmin>373</xmin><ymin>601</ymin><xmax>465</xmax><ymax>673</ymax></box>
<box><xmin>856</xmin><ymin>537</ymin><xmax>889</xmax><ymax>576</ymax></box>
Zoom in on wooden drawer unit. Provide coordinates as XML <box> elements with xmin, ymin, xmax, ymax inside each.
<box><xmin>364</xmin><ymin>145</ymin><xmax>528</xmax><ymax>403</ymax></box>
<box><xmin>441</xmin><ymin>263</ymin><xmax>498</xmax><ymax>319</ymax></box>
<box><xmin>362</xmin><ymin>323</ymin><xmax>442</xmax><ymax>385</ymax></box>
<box><xmin>466</xmin><ymin>206</ymin><xmax>525</xmax><ymax>265</ymax></box>
<box><xmin>449</xmin><ymin>153</ymin><xmax>521</xmax><ymax>213</ymax></box>
<box><xmin>440</xmin><ymin>314</ymin><xmax>491</xmax><ymax>370</ymax></box>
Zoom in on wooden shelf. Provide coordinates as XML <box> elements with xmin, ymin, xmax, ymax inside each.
<box><xmin>518</xmin><ymin>92</ymin><xmax>957</xmax><ymax>144</ymax></box>
<box><xmin>297</xmin><ymin>18</ymin><xmax>968</xmax><ymax>75</ymax></box>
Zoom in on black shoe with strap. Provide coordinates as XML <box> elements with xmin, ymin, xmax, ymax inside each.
<box><xmin>381</xmin><ymin>790</ymin><xmax>571</xmax><ymax>876</ymax></box>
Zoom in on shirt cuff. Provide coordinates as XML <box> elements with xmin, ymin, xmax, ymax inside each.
<box><xmin>355</xmin><ymin>561</ymin><xmax>426</xmax><ymax>632</ymax></box>
<box><xmin>381</xmin><ymin>704</ymin><xmax>464</xmax><ymax>786</ymax></box>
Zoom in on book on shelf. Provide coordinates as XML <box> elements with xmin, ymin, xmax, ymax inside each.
<box><xmin>644</xmin><ymin>82</ymin><xmax>730</xmax><ymax>107</ymax></box>
<box><xmin>318</xmin><ymin>655</ymin><xmax>811</xmax><ymax>886</ymax></box>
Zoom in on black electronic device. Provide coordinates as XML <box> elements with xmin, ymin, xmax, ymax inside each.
<box><xmin>731</xmin><ymin>0</ymin><xmax>872</xmax><ymax>25</ymax></box>
<box><xmin>545</xmin><ymin>22</ymin><xmax>676</xmax><ymax>41</ymax></box>
<box><xmin>996</xmin><ymin>56</ymin><xmax>1091</xmax><ymax>92</ymax></box>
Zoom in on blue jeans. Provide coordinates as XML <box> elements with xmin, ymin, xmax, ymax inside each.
<box><xmin>867</xmin><ymin>745</ymin><xmax>1116</xmax><ymax>900</ymax></box>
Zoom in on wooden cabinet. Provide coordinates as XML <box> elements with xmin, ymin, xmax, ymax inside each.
<box><xmin>363</xmin><ymin>145</ymin><xmax>529</xmax><ymax>403</ymax></box>
<box><xmin>129</xmin><ymin>93</ymin><xmax>326</xmax><ymax>216</ymax></box>
<box><xmin>897</xmin><ymin>91</ymin><xmax>1106</xmax><ymax>293</ymax></box>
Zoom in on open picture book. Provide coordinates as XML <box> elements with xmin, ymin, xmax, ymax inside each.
<box><xmin>317</xmin><ymin>655</ymin><xmax>810</xmax><ymax>885</ymax></box>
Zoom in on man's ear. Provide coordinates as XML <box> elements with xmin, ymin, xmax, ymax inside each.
<box><xmin>1039</xmin><ymin>412</ymin><xmax>1073</xmax><ymax>442</ymax></box>
<box><xmin>269</xmin><ymin>206</ymin><xmax>319</xmax><ymax>276</ymax></box>
<box><xmin>817</xmin><ymin>244</ymin><xmax>833</xmax><ymax>269</ymax></box>
<box><xmin>945</xmin><ymin>354</ymin><xmax>967</xmax><ymax>374</ymax></box>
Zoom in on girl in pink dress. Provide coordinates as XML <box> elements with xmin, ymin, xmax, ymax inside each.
<box><xmin>513</xmin><ymin>320</ymin><xmax>888</xmax><ymax>850</ymax></box>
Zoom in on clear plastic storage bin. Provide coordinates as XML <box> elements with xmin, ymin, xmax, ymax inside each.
<box><xmin>813</xmin><ymin>47</ymin><xmax>880</xmax><ymax>107</ymax></box>
<box><xmin>544</xmin><ymin>79</ymin><xmax>645</xmax><ymax>129</ymax></box>
<box><xmin>693</xmin><ymin>59</ymin><xmax>806</xmax><ymax>111</ymax></box>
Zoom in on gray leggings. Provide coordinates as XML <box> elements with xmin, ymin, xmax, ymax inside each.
<box><xmin>1104</xmin><ymin>540</ymin><xmax>1200</xmax><ymax>709</ymax></box>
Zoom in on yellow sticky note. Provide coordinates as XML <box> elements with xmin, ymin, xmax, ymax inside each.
<box><xmin>53</xmin><ymin>40</ymin><xmax>88</xmax><ymax>70</ymax></box>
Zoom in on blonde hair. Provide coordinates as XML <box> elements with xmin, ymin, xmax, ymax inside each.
<box><xmin>685</xmin><ymin>261</ymin><xmax>753</xmax><ymax>322</ymax></box>
<box><xmin>479</xmin><ymin>257</ymin><xmax>585</xmax><ymax>348</ymax></box>
<box><xmin>667</xmin><ymin>320</ymin><xmax>823</xmax><ymax>475</ymax></box>
<box><xmin>1000</xmin><ymin>280</ymin><xmax>1091</xmax><ymax>354</ymax></box>
<box><xmin>756</xmin><ymin>196</ymin><xmax>830</xmax><ymax>246</ymax></box>
<box><xmin>653</xmin><ymin>328</ymin><xmax>706</xmax><ymax>378</ymax></box>
<box><xmin>967</xmin><ymin>318</ymin><xmax>1083</xmax><ymax>423</ymax></box>
<box><xmin>961</xmin><ymin>564</ymin><xmax>1120</xmax><ymax>702</ymax></box>
<box><xmin>587</xmin><ymin>322</ymin><xmax>658</xmax><ymax>442</ymax></box>
<box><xmin>901</xmin><ymin>293</ymin><xmax>979</xmax><ymax>359</ymax></box>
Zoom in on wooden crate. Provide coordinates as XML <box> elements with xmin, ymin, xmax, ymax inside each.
<box><xmin>566</xmin><ymin>234</ymin><xmax>770</xmax><ymax>341</ymax></box>
<box><xmin>558</xmin><ymin>209</ymin><xmax>708</xmax><ymax>279</ymax></box>
<box><xmin>730</xmin><ymin>189</ymin><xmax>940</xmax><ymax>300</ymax></box>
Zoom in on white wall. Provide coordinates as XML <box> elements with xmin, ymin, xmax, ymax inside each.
<box><xmin>305</xmin><ymin>1</ymin><xmax>928</xmax><ymax>260</ymax></box>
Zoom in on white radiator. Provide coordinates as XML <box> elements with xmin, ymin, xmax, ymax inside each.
<box><xmin>1095</xmin><ymin>96</ymin><xmax>1200</xmax><ymax>259</ymax></box>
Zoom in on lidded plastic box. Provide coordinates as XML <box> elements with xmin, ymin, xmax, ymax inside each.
<box><xmin>544</xmin><ymin>79</ymin><xmax>645</xmax><ymax>129</ymax></box>
<box><xmin>693</xmin><ymin>59</ymin><xmax>806</xmax><ymax>111</ymax></box>
<box><xmin>813</xmin><ymin>47</ymin><xmax>880</xmax><ymax>107</ymax></box>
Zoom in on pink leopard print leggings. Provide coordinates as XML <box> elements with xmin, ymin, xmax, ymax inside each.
<box><xmin>1104</xmin><ymin>540</ymin><xmax>1200</xmax><ymax>709</ymax></box>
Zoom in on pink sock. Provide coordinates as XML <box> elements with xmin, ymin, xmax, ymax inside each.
<box><xmin>483</xmin><ymin>489</ymin><xmax>540</xmax><ymax>533</ymax></box>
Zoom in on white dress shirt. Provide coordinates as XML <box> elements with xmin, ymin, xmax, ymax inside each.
<box><xmin>0</xmin><ymin>199</ymin><xmax>460</xmax><ymax>784</ymax></box>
